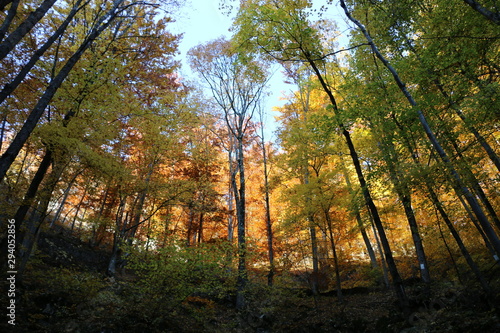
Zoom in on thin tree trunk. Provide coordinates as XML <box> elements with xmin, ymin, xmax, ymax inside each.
<box><xmin>309</xmin><ymin>224</ymin><xmax>320</xmax><ymax>296</ymax></box>
<box><xmin>449</xmin><ymin>139</ymin><xmax>500</xmax><ymax>231</ymax></box>
<box><xmin>380</xmin><ymin>135</ymin><xmax>431</xmax><ymax>284</ymax></box>
<box><xmin>227</xmin><ymin>135</ymin><xmax>235</xmax><ymax>242</ymax></box>
<box><xmin>13</xmin><ymin>149</ymin><xmax>52</xmax><ymax>237</ymax></box>
<box><xmin>108</xmin><ymin>195</ymin><xmax>126</xmax><ymax>277</ymax></box>
<box><xmin>428</xmin><ymin>187</ymin><xmax>491</xmax><ymax>293</ymax></box>
<box><xmin>18</xmin><ymin>153</ymin><xmax>68</xmax><ymax>275</ymax></box>
<box><xmin>197</xmin><ymin>212</ymin><xmax>204</xmax><ymax>244</ymax></box>
<box><xmin>0</xmin><ymin>114</ymin><xmax>6</xmax><ymax>152</ymax></box>
<box><xmin>325</xmin><ymin>209</ymin><xmax>343</xmax><ymax>302</ymax></box>
<box><xmin>91</xmin><ymin>184</ymin><xmax>110</xmax><ymax>247</ymax></box>
<box><xmin>435</xmin><ymin>207</ymin><xmax>464</xmax><ymax>284</ymax></box>
<box><xmin>370</xmin><ymin>214</ymin><xmax>390</xmax><ymax>288</ymax></box>
<box><xmin>0</xmin><ymin>148</ymin><xmax>51</xmax><ymax>271</ymax></box>
<box><xmin>393</xmin><ymin>109</ymin><xmax>494</xmax><ymax>291</ymax></box>
<box><xmin>70</xmin><ymin>187</ymin><xmax>88</xmax><ymax>232</ymax></box>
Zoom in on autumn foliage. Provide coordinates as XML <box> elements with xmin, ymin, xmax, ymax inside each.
<box><xmin>0</xmin><ymin>0</ymin><xmax>499</xmax><ymax>332</ymax></box>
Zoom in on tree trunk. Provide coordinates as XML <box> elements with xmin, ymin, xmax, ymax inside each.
<box><xmin>50</xmin><ymin>169</ymin><xmax>82</xmax><ymax>228</ymax></box>
<box><xmin>13</xmin><ymin>149</ymin><xmax>52</xmax><ymax>238</ymax></box>
<box><xmin>325</xmin><ymin>209</ymin><xmax>343</xmax><ymax>302</ymax></box>
<box><xmin>435</xmin><ymin>207</ymin><xmax>464</xmax><ymax>284</ymax></box>
<box><xmin>370</xmin><ymin>215</ymin><xmax>390</xmax><ymax>288</ymax></box>
<box><xmin>235</xmin><ymin>136</ymin><xmax>247</xmax><ymax>310</ymax></box>
<box><xmin>463</xmin><ymin>0</ymin><xmax>500</xmax><ymax>24</ymax></box>
<box><xmin>18</xmin><ymin>153</ymin><xmax>68</xmax><ymax>275</ymax></box>
<box><xmin>0</xmin><ymin>0</ymin><xmax>19</xmax><ymax>41</ymax></box>
<box><xmin>393</xmin><ymin>110</ymin><xmax>493</xmax><ymax>291</ymax></box>
<box><xmin>0</xmin><ymin>0</ymin><xmax>57</xmax><ymax>60</ymax></box>
<box><xmin>70</xmin><ymin>187</ymin><xmax>88</xmax><ymax>232</ymax></box>
<box><xmin>428</xmin><ymin>186</ymin><xmax>491</xmax><ymax>294</ymax></box>
<box><xmin>341</xmin><ymin>160</ymin><xmax>378</xmax><ymax>269</ymax></box>
<box><xmin>260</xmin><ymin>130</ymin><xmax>274</xmax><ymax>286</ymax></box>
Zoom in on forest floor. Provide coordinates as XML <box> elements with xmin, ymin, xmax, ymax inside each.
<box><xmin>2</xmin><ymin>228</ymin><xmax>500</xmax><ymax>333</ymax></box>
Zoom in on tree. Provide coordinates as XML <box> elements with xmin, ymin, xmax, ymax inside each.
<box><xmin>188</xmin><ymin>36</ymin><xmax>269</xmax><ymax>309</ymax></box>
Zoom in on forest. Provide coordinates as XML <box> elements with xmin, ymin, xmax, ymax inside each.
<box><xmin>0</xmin><ymin>0</ymin><xmax>499</xmax><ymax>332</ymax></box>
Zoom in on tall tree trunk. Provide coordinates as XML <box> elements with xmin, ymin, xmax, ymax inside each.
<box><xmin>0</xmin><ymin>114</ymin><xmax>6</xmax><ymax>152</ymax></box>
<box><xmin>108</xmin><ymin>195</ymin><xmax>126</xmax><ymax>277</ymax></box>
<box><xmin>197</xmin><ymin>212</ymin><xmax>204</xmax><ymax>244</ymax></box>
<box><xmin>428</xmin><ymin>186</ymin><xmax>491</xmax><ymax>294</ymax></box>
<box><xmin>370</xmin><ymin>214</ymin><xmax>390</xmax><ymax>288</ymax></box>
<box><xmin>393</xmin><ymin>110</ymin><xmax>493</xmax><ymax>291</ymax></box>
<box><xmin>0</xmin><ymin>148</ymin><xmax>51</xmax><ymax>271</ymax></box>
<box><xmin>309</xmin><ymin>224</ymin><xmax>320</xmax><ymax>296</ymax></box>
<box><xmin>50</xmin><ymin>169</ymin><xmax>82</xmax><ymax>228</ymax></box>
<box><xmin>18</xmin><ymin>153</ymin><xmax>68</xmax><ymax>275</ymax></box>
<box><xmin>235</xmin><ymin>136</ymin><xmax>247</xmax><ymax>309</ymax></box>
<box><xmin>259</xmin><ymin>126</ymin><xmax>274</xmax><ymax>286</ymax></box>
<box><xmin>227</xmin><ymin>135</ymin><xmax>236</xmax><ymax>242</ymax></box>
<box><xmin>435</xmin><ymin>207</ymin><xmax>464</xmax><ymax>284</ymax></box>
<box><xmin>13</xmin><ymin>148</ymin><xmax>52</xmax><ymax>237</ymax></box>
<box><xmin>449</xmin><ymin>139</ymin><xmax>500</xmax><ymax>231</ymax></box>
<box><xmin>91</xmin><ymin>184</ymin><xmax>110</xmax><ymax>247</ymax></box>
<box><xmin>70</xmin><ymin>186</ymin><xmax>88</xmax><ymax>232</ymax></box>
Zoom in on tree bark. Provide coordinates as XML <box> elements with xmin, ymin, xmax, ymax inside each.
<box><xmin>0</xmin><ymin>0</ymin><xmax>57</xmax><ymax>60</ymax></box>
<box><xmin>235</xmin><ymin>135</ymin><xmax>247</xmax><ymax>309</ymax></box>
<box><xmin>259</xmin><ymin>120</ymin><xmax>274</xmax><ymax>286</ymax></box>
<box><xmin>325</xmin><ymin>209</ymin><xmax>343</xmax><ymax>302</ymax></box>
<box><xmin>0</xmin><ymin>0</ymin><xmax>19</xmax><ymax>43</ymax></box>
<box><xmin>463</xmin><ymin>0</ymin><xmax>500</xmax><ymax>24</ymax></box>
<box><xmin>340</xmin><ymin>161</ymin><xmax>378</xmax><ymax>269</ymax></box>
